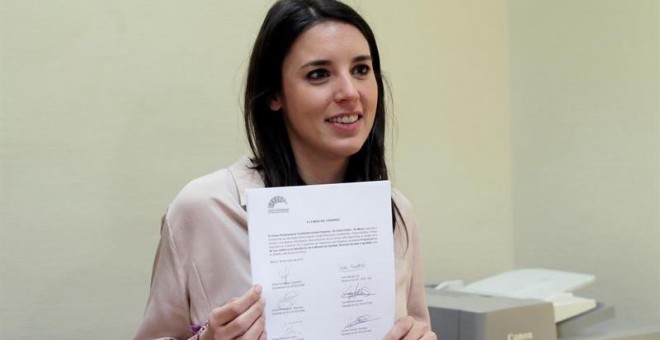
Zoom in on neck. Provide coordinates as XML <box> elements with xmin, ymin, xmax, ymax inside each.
<box><xmin>292</xmin><ymin>150</ymin><xmax>349</xmax><ymax>185</ymax></box>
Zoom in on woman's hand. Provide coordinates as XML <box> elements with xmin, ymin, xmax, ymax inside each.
<box><xmin>384</xmin><ymin>316</ymin><xmax>437</xmax><ymax>340</ymax></box>
<box><xmin>201</xmin><ymin>285</ymin><xmax>266</xmax><ymax>340</ymax></box>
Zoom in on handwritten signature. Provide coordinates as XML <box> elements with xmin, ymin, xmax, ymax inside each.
<box><xmin>277</xmin><ymin>291</ymin><xmax>299</xmax><ymax>309</ymax></box>
<box><xmin>341</xmin><ymin>283</ymin><xmax>373</xmax><ymax>299</ymax></box>
<box><xmin>283</xmin><ymin>323</ymin><xmax>301</xmax><ymax>336</ymax></box>
<box><xmin>278</xmin><ymin>266</ymin><xmax>291</xmax><ymax>284</ymax></box>
<box><xmin>344</xmin><ymin>314</ymin><xmax>379</xmax><ymax>329</ymax></box>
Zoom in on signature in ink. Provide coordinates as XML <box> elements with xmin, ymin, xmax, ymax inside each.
<box><xmin>278</xmin><ymin>266</ymin><xmax>291</xmax><ymax>284</ymax></box>
<box><xmin>344</xmin><ymin>314</ymin><xmax>379</xmax><ymax>329</ymax></box>
<box><xmin>277</xmin><ymin>291</ymin><xmax>299</xmax><ymax>309</ymax></box>
<box><xmin>341</xmin><ymin>283</ymin><xmax>373</xmax><ymax>299</ymax></box>
<box><xmin>283</xmin><ymin>323</ymin><xmax>301</xmax><ymax>336</ymax></box>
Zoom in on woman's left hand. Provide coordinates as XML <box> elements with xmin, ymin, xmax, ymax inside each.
<box><xmin>383</xmin><ymin>316</ymin><xmax>437</xmax><ymax>340</ymax></box>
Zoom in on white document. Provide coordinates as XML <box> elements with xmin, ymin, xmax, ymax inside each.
<box><xmin>247</xmin><ymin>181</ymin><xmax>395</xmax><ymax>340</ymax></box>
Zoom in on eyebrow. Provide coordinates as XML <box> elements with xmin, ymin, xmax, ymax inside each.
<box><xmin>300</xmin><ymin>55</ymin><xmax>372</xmax><ymax>69</ymax></box>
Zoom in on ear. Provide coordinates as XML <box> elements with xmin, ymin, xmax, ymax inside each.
<box><xmin>269</xmin><ymin>95</ymin><xmax>283</xmax><ymax>112</ymax></box>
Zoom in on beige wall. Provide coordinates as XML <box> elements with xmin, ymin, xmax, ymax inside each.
<box><xmin>0</xmin><ymin>0</ymin><xmax>656</xmax><ymax>338</ymax></box>
<box><xmin>1</xmin><ymin>1</ymin><xmax>271</xmax><ymax>337</ymax></box>
<box><xmin>509</xmin><ymin>0</ymin><xmax>660</xmax><ymax>325</ymax></box>
<box><xmin>361</xmin><ymin>0</ymin><xmax>514</xmax><ymax>285</ymax></box>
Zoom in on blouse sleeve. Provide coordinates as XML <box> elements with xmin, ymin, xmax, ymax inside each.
<box><xmin>406</xmin><ymin>209</ymin><xmax>431</xmax><ymax>324</ymax></box>
<box><xmin>393</xmin><ymin>189</ymin><xmax>431</xmax><ymax>325</ymax></box>
<box><xmin>133</xmin><ymin>214</ymin><xmax>194</xmax><ymax>340</ymax></box>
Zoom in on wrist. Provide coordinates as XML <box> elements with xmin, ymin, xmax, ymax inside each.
<box><xmin>191</xmin><ymin>320</ymin><xmax>210</xmax><ymax>340</ymax></box>
<box><xmin>198</xmin><ymin>328</ymin><xmax>212</xmax><ymax>340</ymax></box>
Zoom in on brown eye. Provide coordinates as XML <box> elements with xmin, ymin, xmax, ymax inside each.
<box><xmin>307</xmin><ymin>69</ymin><xmax>330</xmax><ymax>81</ymax></box>
<box><xmin>352</xmin><ymin>64</ymin><xmax>371</xmax><ymax>77</ymax></box>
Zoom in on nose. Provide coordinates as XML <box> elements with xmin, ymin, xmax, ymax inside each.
<box><xmin>333</xmin><ymin>73</ymin><xmax>359</xmax><ymax>103</ymax></box>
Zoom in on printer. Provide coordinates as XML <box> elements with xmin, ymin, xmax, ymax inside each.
<box><xmin>427</xmin><ymin>289</ymin><xmax>557</xmax><ymax>340</ymax></box>
<box><xmin>427</xmin><ymin>269</ymin><xmax>614</xmax><ymax>340</ymax></box>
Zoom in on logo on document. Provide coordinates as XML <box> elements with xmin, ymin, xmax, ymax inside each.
<box><xmin>268</xmin><ymin>195</ymin><xmax>289</xmax><ymax>214</ymax></box>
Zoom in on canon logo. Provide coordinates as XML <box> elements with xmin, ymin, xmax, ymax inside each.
<box><xmin>507</xmin><ymin>332</ymin><xmax>533</xmax><ymax>340</ymax></box>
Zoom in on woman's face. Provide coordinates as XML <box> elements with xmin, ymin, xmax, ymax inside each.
<box><xmin>270</xmin><ymin>21</ymin><xmax>378</xmax><ymax>165</ymax></box>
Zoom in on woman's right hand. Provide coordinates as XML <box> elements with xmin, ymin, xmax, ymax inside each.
<box><xmin>384</xmin><ymin>316</ymin><xmax>436</xmax><ymax>340</ymax></box>
<box><xmin>201</xmin><ymin>285</ymin><xmax>266</xmax><ymax>340</ymax></box>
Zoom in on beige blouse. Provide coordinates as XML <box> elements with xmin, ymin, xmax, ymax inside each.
<box><xmin>134</xmin><ymin>156</ymin><xmax>430</xmax><ymax>339</ymax></box>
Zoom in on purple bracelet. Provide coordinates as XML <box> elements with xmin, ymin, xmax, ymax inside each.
<box><xmin>191</xmin><ymin>320</ymin><xmax>208</xmax><ymax>340</ymax></box>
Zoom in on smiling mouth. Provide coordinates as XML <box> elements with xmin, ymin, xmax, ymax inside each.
<box><xmin>327</xmin><ymin>114</ymin><xmax>360</xmax><ymax>124</ymax></box>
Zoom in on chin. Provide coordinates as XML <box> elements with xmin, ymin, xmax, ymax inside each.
<box><xmin>328</xmin><ymin>143</ymin><xmax>366</xmax><ymax>159</ymax></box>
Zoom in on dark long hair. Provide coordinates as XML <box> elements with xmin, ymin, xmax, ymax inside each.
<box><xmin>244</xmin><ymin>0</ymin><xmax>406</xmax><ymax>236</ymax></box>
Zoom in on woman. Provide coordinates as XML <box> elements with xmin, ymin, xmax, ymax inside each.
<box><xmin>134</xmin><ymin>0</ymin><xmax>435</xmax><ymax>339</ymax></box>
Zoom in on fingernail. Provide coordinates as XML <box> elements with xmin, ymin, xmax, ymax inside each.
<box><xmin>254</xmin><ymin>284</ymin><xmax>262</xmax><ymax>294</ymax></box>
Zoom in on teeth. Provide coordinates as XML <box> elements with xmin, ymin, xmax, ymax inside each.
<box><xmin>329</xmin><ymin>115</ymin><xmax>359</xmax><ymax>124</ymax></box>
